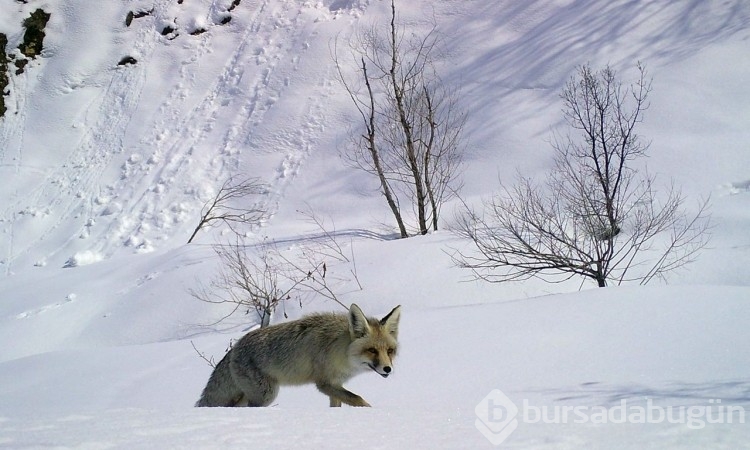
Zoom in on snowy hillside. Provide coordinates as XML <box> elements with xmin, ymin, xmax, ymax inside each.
<box><xmin>1</xmin><ymin>0</ymin><xmax>749</xmax><ymax>448</ymax></box>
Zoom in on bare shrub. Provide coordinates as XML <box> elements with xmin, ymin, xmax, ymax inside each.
<box><xmin>191</xmin><ymin>210</ymin><xmax>361</xmax><ymax>327</ymax></box>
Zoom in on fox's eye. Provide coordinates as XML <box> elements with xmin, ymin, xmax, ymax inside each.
<box><xmin>367</xmin><ymin>348</ymin><xmax>377</xmax><ymax>354</ymax></box>
<box><xmin>387</xmin><ymin>348</ymin><xmax>394</xmax><ymax>355</ymax></box>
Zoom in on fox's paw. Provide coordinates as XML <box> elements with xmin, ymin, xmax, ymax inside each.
<box><xmin>351</xmin><ymin>397</ymin><xmax>371</xmax><ymax>407</ymax></box>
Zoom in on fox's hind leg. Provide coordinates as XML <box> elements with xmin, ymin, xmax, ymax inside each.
<box><xmin>227</xmin><ymin>393</ymin><xmax>246</xmax><ymax>407</ymax></box>
<box><xmin>229</xmin><ymin>359</ymin><xmax>279</xmax><ymax>407</ymax></box>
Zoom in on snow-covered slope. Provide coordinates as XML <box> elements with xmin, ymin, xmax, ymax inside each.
<box><xmin>1</xmin><ymin>0</ymin><xmax>366</xmax><ymax>270</ymax></box>
<box><xmin>1</xmin><ymin>0</ymin><xmax>749</xmax><ymax>447</ymax></box>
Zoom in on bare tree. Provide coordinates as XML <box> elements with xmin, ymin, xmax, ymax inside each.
<box><xmin>273</xmin><ymin>207</ymin><xmax>365</xmax><ymax>308</ymax></box>
<box><xmin>335</xmin><ymin>47</ymin><xmax>408</xmax><ymax>238</ymax></box>
<box><xmin>187</xmin><ymin>176</ymin><xmax>267</xmax><ymax>243</ymax></box>
<box><xmin>190</xmin><ymin>238</ymin><xmax>295</xmax><ymax>328</ymax></box>
<box><xmin>333</xmin><ymin>0</ymin><xmax>465</xmax><ymax>237</ymax></box>
<box><xmin>191</xmin><ymin>210</ymin><xmax>360</xmax><ymax>327</ymax></box>
<box><xmin>453</xmin><ymin>63</ymin><xmax>710</xmax><ymax>288</ymax></box>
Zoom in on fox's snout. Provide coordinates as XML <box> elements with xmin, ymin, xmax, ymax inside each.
<box><xmin>369</xmin><ymin>362</ymin><xmax>392</xmax><ymax>378</ymax></box>
<box><xmin>364</xmin><ymin>346</ymin><xmax>396</xmax><ymax>378</ymax></box>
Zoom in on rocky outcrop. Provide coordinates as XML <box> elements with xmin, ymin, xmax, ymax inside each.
<box><xmin>0</xmin><ymin>33</ymin><xmax>8</xmax><ymax>117</ymax></box>
<box><xmin>19</xmin><ymin>8</ymin><xmax>51</xmax><ymax>59</ymax></box>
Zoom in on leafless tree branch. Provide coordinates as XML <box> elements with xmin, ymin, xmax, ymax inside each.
<box><xmin>188</xmin><ymin>176</ymin><xmax>268</xmax><ymax>243</ymax></box>
<box><xmin>453</xmin><ymin>63</ymin><xmax>710</xmax><ymax>288</ymax></box>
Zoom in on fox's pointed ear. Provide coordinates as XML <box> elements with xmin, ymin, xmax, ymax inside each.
<box><xmin>348</xmin><ymin>303</ymin><xmax>371</xmax><ymax>338</ymax></box>
<box><xmin>380</xmin><ymin>305</ymin><xmax>401</xmax><ymax>338</ymax></box>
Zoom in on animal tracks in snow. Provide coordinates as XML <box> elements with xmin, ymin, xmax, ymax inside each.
<box><xmin>0</xmin><ymin>0</ymin><xmax>368</xmax><ymax>269</ymax></box>
<box><xmin>15</xmin><ymin>294</ymin><xmax>77</xmax><ymax>320</ymax></box>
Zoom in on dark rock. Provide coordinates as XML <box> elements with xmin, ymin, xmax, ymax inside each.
<box><xmin>127</xmin><ymin>8</ymin><xmax>154</xmax><ymax>26</ymax></box>
<box><xmin>118</xmin><ymin>56</ymin><xmax>138</xmax><ymax>66</ymax></box>
<box><xmin>0</xmin><ymin>33</ymin><xmax>8</xmax><ymax>117</ymax></box>
<box><xmin>19</xmin><ymin>9</ymin><xmax>51</xmax><ymax>59</ymax></box>
<box><xmin>15</xmin><ymin>58</ymin><xmax>29</xmax><ymax>75</ymax></box>
<box><xmin>161</xmin><ymin>25</ymin><xmax>176</xmax><ymax>36</ymax></box>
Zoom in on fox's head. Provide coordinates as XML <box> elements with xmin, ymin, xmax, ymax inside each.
<box><xmin>348</xmin><ymin>303</ymin><xmax>401</xmax><ymax>378</ymax></box>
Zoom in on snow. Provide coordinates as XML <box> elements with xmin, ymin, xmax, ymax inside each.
<box><xmin>1</xmin><ymin>0</ymin><xmax>749</xmax><ymax>448</ymax></box>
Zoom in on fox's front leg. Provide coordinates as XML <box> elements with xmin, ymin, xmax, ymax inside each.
<box><xmin>316</xmin><ymin>382</ymin><xmax>371</xmax><ymax>407</ymax></box>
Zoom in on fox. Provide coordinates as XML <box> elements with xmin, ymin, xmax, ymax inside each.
<box><xmin>196</xmin><ymin>303</ymin><xmax>401</xmax><ymax>407</ymax></box>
